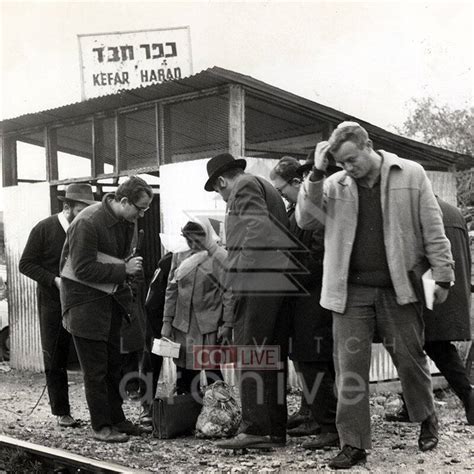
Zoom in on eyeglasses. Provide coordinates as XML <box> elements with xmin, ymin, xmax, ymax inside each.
<box><xmin>131</xmin><ymin>202</ymin><xmax>150</xmax><ymax>213</ymax></box>
<box><xmin>275</xmin><ymin>178</ymin><xmax>301</xmax><ymax>196</ymax></box>
<box><xmin>274</xmin><ymin>183</ymin><xmax>289</xmax><ymax>196</ymax></box>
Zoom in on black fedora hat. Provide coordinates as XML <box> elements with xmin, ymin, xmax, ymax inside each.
<box><xmin>204</xmin><ymin>153</ymin><xmax>247</xmax><ymax>192</ymax></box>
<box><xmin>58</xmin><ymin>183</ymin><xmax>98</xmax><ymax>205</ymax></box>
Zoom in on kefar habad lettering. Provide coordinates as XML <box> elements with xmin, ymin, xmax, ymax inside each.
<box><xmin>140</xmin><ymin>67</ymin><xmax>182</xmax><ymax>84</ymax></box>
<box><xmin>92</xmin><ymin>72</ymin><xmax>130</xmax><ymax>86</ymax></box>
<box><xmin>91</xmin><ymin>67</ymin><xmax>182</xmax><ymax>88</ymax></box>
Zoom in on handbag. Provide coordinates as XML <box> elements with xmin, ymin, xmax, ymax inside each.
<box><xmin>152</xmin><ymin>393</ymin><xmax>203</xmax><ymax>439</ymax></box>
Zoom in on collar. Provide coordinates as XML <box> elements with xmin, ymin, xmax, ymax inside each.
<box><xmin>102</xmin><ymin>194</ymin><xmax>122</xmax><ymax>228</ymax></box>
<box><xmin>57</xmin><ymin>212</ymin><xmax>69</xmax><ymax>233</ymax></box>
<box><xmin>337</xmin><ymin>150</ymin><xmax>403</xmax><ymax>186</ymax></box>
<box><xmin>102</xmin><ymin>193</ymin><xmax>135</xmax><ymax>229</ymax></box>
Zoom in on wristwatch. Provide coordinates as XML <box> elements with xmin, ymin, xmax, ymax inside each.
<box><xmin>435</xmin><ymin>281</ymin><xmax>451</xmax><ymax>289</ymax></box>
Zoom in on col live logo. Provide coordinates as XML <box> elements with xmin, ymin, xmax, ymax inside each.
<box><xmin>193</xmin><ymin>345</ymin><xmax>282</xmax><ymax>370</ymax></box>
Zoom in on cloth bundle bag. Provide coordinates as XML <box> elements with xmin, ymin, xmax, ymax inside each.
<box><xmin>195</xmin><ymin>381</ymin><xmax>241</xmax><ymax>438</ymax></box>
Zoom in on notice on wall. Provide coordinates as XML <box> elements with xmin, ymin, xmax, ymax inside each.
<box><xmin>78</xmin><ymin>26</ymin><xmax>193</xmax><ymax>99</ymax></box>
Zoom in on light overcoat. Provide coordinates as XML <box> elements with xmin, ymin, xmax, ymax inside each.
<box><xmin>163</xmin><ymin>246</ymin><xmax>233</xmax><ymax>334</ymax></box>
<box><xmin>296</xmin><ymin>151</ymin><xmax>455</xmax><ymax>313</ymax></box>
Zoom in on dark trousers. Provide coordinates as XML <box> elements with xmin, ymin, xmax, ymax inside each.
<box><xmin>333</xmin><ymin>285</ymin><xmax>434</xmax><ymax>449</ymax></box>
<box><xmin>39</xmin><ymin>304</ymin><xmax>72</xmax><ymax>416</ymax></box>
<box><xmin>234</xmin><ymin>294</ymin><xmax>288</xmax><ymax>439</ymax></box>
<box><xmin>176</xmin><ymin>367</ymin><xmax>223</xmax><ymax>394</ymax></box>
<box><xmin>72</xmin><ymin>312</ymin><xmax>125</xmax><ymax>431</ymax></box>
<box><xmin>139</xmin><ymin>350</ymin><xmax>163</xmax><ymax>402</ymax></box>
<box><xmin>298</xmin><ymin>360</ymin><xmax>337</xmax><ymax>433</ymax></box>
<box><xmin>424</xmin><ymin>340</ymin><xmax>472</xmax><ymax>405</ymax></box>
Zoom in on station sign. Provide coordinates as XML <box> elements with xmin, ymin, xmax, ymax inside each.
<box><xmin>78</xmin><ymin>26</ymin><xmax>192</xmax><ymax>99</ymax></box>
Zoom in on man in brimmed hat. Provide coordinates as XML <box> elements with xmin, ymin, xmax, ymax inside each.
<box><xmin>19</xmin><ymin>183</ymin><xmax>97</xmax><ymax>428</ymax></box>
<box><xmin>204</xmin><ymin>153</ymin><xmax>290</xmax><ymax>450</ymax></box>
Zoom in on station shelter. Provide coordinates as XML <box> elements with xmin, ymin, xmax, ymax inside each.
<box><xmin>1</xmin><ymin>66</ymin><xmax>472</xmax><ymax>387</ymax></box>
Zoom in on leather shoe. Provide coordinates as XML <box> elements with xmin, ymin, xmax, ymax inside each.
<box><xmin>92</xmin><ymin>426</ymin><xmax>129</xmax><ymax>443</ymax></box>
<box><xmin>57</xmin><ymin>415</ymin><xmax>78</xmax><ymax>427</ymax></box>
<box><xmin>385</xmin><ymin>403</ymin><xmax>409</xmax><ymax>422</ymax></box>
<box><xmin>288</xmin><ymin>420</ymin><xmax>321</xmax><ymax>437</ymax></box>
<box><xmin>302</xmin><ymin>431</ymin><xmax>340</xmax><ymax>450</ymax></box>
<box><xmin>216</xmin><ymin>433</ymin><xmax>284</xmax><ymax>449</ymax></box>
<box><xmin>328</xmin><ymin>445</ymin><xmax>367</xmax><ymax>469</ymax></box>
<box><xmin>287</xmin><ymin>411</ymin><xmax>312</xmax><ymax>430</ymax></box>
<box><xmin>463</xmin><ymin>389</ymin><xmax>474</xmax><ymax>425</ymax></box>
<box><xmin>113</xmin><ymin>419</ymin><xmax>144</xmax><ymax>436</ymax></box>
<box><xmin>418</xmin><ymin>413</ymin><xmax>438</xmax><ymax>451</ymax></box>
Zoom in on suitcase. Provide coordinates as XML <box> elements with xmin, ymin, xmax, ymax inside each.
<box><xmin>152</xmin><ymin>393</ymin><xmax>203</xmax><ymax>439</ymax></box>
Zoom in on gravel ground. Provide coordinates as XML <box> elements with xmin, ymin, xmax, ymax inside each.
<box><xmin>0</xmin><ymin>364</ymin><xmax>473</xmax><ymax>473</ymax></box>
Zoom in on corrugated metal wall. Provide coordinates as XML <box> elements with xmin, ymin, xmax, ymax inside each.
<box><xmin>4</xmin><ymin>182</ymin><xmax>51</xmax><ymax>371</ymax></box>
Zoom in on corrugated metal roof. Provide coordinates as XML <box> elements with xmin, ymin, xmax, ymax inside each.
<box><xmin>1</xmin><ymin>66</ymin><xmax>472</xmax><ymax>169</ymax></box>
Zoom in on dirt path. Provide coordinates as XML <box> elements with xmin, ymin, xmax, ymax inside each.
<box><xmin>0</xmin><ymin>364</ymin><xmax>473</xmax><ymax>472</ymax></box>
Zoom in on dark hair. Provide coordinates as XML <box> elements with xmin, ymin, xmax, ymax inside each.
<box><xmin>181</xmin><ymin>221</ymin><xmax>206</xmax><ymax>241</ymax></box>
<box><xmin>115</xmin><ymin>176</ymin><xmax>153</xmax><ymax>204</ymax></box>
<box><xmin>270</xmin><ymin>156</ymin><xmax>301</xmax><ymax>182</ymax></box>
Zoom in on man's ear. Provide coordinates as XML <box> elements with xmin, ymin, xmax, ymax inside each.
<box><xmin>119</xmin><ymin>197</ymin><xmax>128</xmax><ymax>207</ymax></box>
<box><xmin>366</xmin><ymin>139</ymin><xmax>373</xmax><ymax>150</ymax></box>
<box><xmin>217</xmin><ymin>176</ymin><xmax>226</xmax><ymax>188</ymax></box>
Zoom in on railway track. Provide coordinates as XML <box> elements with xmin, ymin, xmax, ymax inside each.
<box><xmin>0</xmin><ymin>434</ymin><xmax>146</xmax><ymax>473</ymax></box>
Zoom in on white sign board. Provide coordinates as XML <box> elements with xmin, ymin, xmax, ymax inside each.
<box><xmin>78</xmin><ymin>26</ymin><xmax>192</xmax><ymax>99</ymax></box>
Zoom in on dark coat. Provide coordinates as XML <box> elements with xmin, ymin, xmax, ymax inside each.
<box><xmin>287</xmin><ymin>206</ymin><xmax>333</xmax><ymax>361</ymax></box>
<box><xmin>60</xmin><ymin>195</ymin><xmax>134</xmax><ymax>341</ymax></box>
<box><xmin>225</xmin><ymin>174</ymin><xmax>290</xmax><ymax>293</ymax></box>
<box><xmin>145</xmin><ymin>252</ymin><xmax>173</xmax><ymax>339</ymax></box>
<box><xmin>19</xmin><ymin>214</ymin><xmax>65</xmax><ymax>310</ymax></box>
<box><xmin>424</xmin><ymin>199</ymin><xmax>472</xmax><ymax>341</ymax></box>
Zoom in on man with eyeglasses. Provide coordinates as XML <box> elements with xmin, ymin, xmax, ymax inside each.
<box><xmin>270</xmin><ymin>156</ymin><xmax>339</xmax><ymax>446</ymax></box>
<box><xmin>60</xmin><ymin>175</ymin><xmax>153</xmax><ymax>442</ymax></box>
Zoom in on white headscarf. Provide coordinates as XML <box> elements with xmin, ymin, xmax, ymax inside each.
<box><xmin>174</xmin><ymin>217</ymin><xmax>220</xmax><ymax>281</ymax></box>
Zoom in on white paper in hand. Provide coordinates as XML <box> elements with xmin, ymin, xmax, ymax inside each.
<box><xmin>422</xmin><ymin>269</ymin><xmax>436</xmax><ymax>310</ymax></box>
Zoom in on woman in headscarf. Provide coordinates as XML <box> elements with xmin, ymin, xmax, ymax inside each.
<box><xmin>161</xmin><ymin>217</ymin><xmax>233</xmax><ymax>394</ymax></box>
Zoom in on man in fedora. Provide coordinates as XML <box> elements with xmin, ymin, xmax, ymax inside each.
<box><xmin>204</xmin><ymin>153</ymin><xmax>290</xmax><ymax>449</ymax></box>
<box><xmin>19</xmin><ymin>183</ymin><xmax>97</xmax><ymax>427</ymax></box>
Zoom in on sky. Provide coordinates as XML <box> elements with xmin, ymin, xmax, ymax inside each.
<box><xmin>1</xmin><ymin>0</ymin><xmax>473</xmax><ymax>131</ymax></box>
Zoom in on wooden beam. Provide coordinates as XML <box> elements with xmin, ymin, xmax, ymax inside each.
<box><xmin>228</xmin><ymin>85</ymin><xmax>245</xmax><ymax>157</ymax></box>
<box><xmin>46</xmin><ymin>127</ymin><xmax>58</xmax><ymax>182</ymax></box>
<box><xmin>248</xmin><ymin>132</ymin><xmax>323</xmax><ymax>151</ymax></box>
<box><xmin>91</xmin><ymin>116</ymin><xmax>101</xmax><ymax>177</ymax></box>
<box><xmin>115</xmin><ymin>112</ymin><xmax>126</xmax><ymax>172</ymax></box>
<box><xmin>2</xmin><ymin>136</ymin><xmax>18</xmax><ymax>186</ymax></box>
